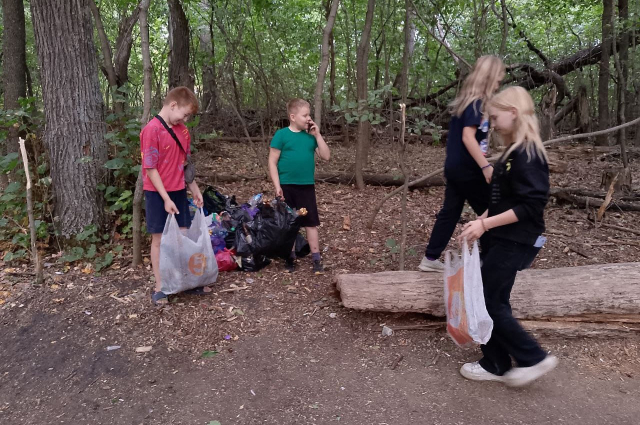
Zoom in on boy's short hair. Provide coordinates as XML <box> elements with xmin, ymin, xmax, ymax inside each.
<box><xmin>164</xmin><ymin>86</ymin><xmax>199</xmax><ymax>114</ymax></box>
<box><xmin>287</xmin><ymin>98</ymin><xmax>310</xmax><ymax>116</ymax></box>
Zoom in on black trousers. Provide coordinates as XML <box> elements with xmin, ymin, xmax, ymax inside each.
<box><xmin>478</xmin><ymin>238</ymin><xmax>547</xmax><ymax>376</ymax></box>
<box><xmin>425</xmin><ymin>177</ymin><xmax>490</xmax><ymax>259</ymax></box>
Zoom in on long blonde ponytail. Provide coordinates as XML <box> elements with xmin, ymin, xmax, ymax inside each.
<box><xmin>450</xmin><ymin>55</ymin><xmax>505</xmax><ymax>117</ymax></box>
<box><xmin>487</xmin><ymin>86</ymin><xmax>549</xmax><ymax>163</ymax></box>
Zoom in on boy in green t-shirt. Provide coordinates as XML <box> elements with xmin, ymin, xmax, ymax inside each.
<box><xmin>269</xmin><ymin>98</ymin><xmax>331</xmax><ymax>274</ymax></box>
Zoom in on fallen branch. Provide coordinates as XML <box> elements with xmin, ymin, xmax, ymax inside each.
<box><xmin>18</xmin><ymin>137</ymin><xmax>43</xmax><ymax>285</ymax></box>
<box><xmin>607</xmin><ymin>237</ymin><xmax>640</xmax><ymax>248</ymax></box>
<box><xmin>551</xmin><ymin>189</ymin><xmax>640</xmax><ymax>212</ymax></box>
<box><xmin>367</xmin><ymin>116</ymin><xmax>640</xmax><ymax>228</ymax></box>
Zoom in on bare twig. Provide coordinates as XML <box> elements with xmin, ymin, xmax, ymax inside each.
<box><xmin>18</xmin><ymin>138</ymin><xmax>43</xmax><ymax>285</ymax></box>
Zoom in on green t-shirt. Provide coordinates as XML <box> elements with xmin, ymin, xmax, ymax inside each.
<box><xmin>270</xmin><ymin>127</ymin><xmax>318</xmax><ymax>185</ymax></box>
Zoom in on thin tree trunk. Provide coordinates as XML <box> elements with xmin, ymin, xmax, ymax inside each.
<box><xmin>89</xmin><ymin>0</ymin><xmax>118</xmax><ymax>105</ymax></box>
<box><xmin>30</xmin><ymin>0</ymin><xmax>107</xmax><ymax>236</ymax></box>
<box><xmin>132</xmin><ymin>0</ymin><xmax>152</xmax><ymax>267</ymax></box>
<box><xmin>617</xmin><ymin>0</ymin><xmax>629</xmax><ymax>147</ymax></box>
<box><xmin>2</xmin><ymin>0</ymin><xmax>27</xmax><ymax>188</ymax></box>
<box><xmin>611</xmin><ymin>3</ymin><xmax>629</xmax><ymax>169</ymax></box>
<box><xmin>400</xmin><ymin>0</ymin><xmax>412</xmax><ymax>104</ymax></box>
<box><xmin>200</xmin><ymin>6</ymin><xmax>218</xmax><ymax>114</ymax></box>
<box><xmin>596</xmin><ymin>0</ymin><xmax>613</xmax><ymax>146</ymax></box>
<box><xmin>329</xmin><ymin>26</ymin><xmax>337</xmax><ymax>108</ymax></box>
<box><xmin>168</xmin><ymin>0</ymin><xmax>193</xmax><ymax>90</ymax></box>
<box><xmin>499</xmin><ymin>0</ymin><xmax>508</xmax><ymax>56</ymax></box>
<box><xmin>314</xmin><ymin>0</ymin><xmax>340</xmax><ymax>130</ymax></box>
<box><xmin>354</xmin><ymin>0</ymin><xmax>376</xmax><ymax>190</ymax></box>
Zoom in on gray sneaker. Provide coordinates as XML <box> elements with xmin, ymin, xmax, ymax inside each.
<box><xmin>418</xmin><ymin>256</ymin><xmax>445</xmax><ymax>272</ymax></box>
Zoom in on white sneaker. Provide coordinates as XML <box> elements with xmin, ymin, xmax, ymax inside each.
<box><xmin>504</xmin><ymin>355</ymin><xmax>558</xmax><ymax>387</ymax></box>
<box><xmin>460</xmin><ymin>361</ymin><xmax>505</xmax><ymax>383</ymax></box>
<box><xmin>418</xmin><ymin>256</ymin><xmax>444</xmax><ymax>272</ymax></box>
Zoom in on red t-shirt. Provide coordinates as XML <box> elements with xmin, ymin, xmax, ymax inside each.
<box><xmin>140</xmin><ymin>118</ymin><xmax>191</xmax><ymax>192</ymax></box>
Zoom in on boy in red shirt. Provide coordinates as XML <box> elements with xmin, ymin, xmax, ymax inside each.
<box><xmin>141</xmin><ymin>87</ymin><xmax>206</xmax><ymax>305</ymax></box>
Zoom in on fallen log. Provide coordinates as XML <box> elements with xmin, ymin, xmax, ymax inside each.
<box><xmin>336</xmin><ymin>262</ymin><xmax>640</xmax><ymax>319</ymax></box>
<box><xmin>549</xmin><ymin>188</ymin><xmax>640</xmax><ymax>212</ymax></box>
<box><xmin>197</xmin><ymin>172</ymin><xmax>446</xmax><ymax>187</ymax></box>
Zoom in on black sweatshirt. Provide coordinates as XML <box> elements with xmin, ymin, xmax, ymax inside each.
<box><xmin>488</xmin><ymin>145</ymin><xmax>550</xmax><ymax>246</ymax></box>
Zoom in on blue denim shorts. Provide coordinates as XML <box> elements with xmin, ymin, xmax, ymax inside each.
<box><xmin>144</xmin><ymin>189</ymin><xmax>192</xmax><ymax>234</ymax></box>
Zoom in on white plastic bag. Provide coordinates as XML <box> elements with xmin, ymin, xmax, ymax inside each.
<box><xmin>159</xmin><ymin>209</ymin><xmax>218</xmax><ymax>295</ymax></box>
<box><xmin>443</xmin><ymin>239</ymin><xmax>493</xmax><ymax>348</ymax></box>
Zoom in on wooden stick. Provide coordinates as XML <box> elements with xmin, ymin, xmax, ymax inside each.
<box><xmin>18</xmin><ymin>138</ymin><xmax>43</xmax><ymax>285</ymax></box>
<box><xmin>399</xmin><ymin>104</ymin><xmax>408</xmax><ymax>270</ymax></box>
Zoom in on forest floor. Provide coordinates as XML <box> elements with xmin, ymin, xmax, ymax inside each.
<box><xmin>1</xmin><ymin>140</ymin><xmax>640</xmax><ymax>425</ymax></box>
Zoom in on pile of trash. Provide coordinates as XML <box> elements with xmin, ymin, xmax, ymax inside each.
<box><xmin>197</xmin><ymin>186</ymin><xmax>310</xmax><ymax>272</ymax></box>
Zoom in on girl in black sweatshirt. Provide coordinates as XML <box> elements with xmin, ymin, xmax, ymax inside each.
<box><xmin>458</xmin><ymin>86</ymin><xmax>558</xmax><ymax>387</ymax></box>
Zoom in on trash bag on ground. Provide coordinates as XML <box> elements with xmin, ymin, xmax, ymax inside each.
<box><xmin>209</xmin><ymin>218</ymin><xmax>228</xmax><ymax>254</ymax></box>
<box><xmin>159</xmin><ymin>209</ymin><xmax>218</xmax><ymax>295</ymax></box>
<box><xmin>203</xmin><ymin>186</ymin><xmax>227</xmax><ymax>215</ymax></box>
<box><xmin>235</xmin><ymin>198</ymin><xmax>306</xmax><ymax>259</ymax></box>
<box><xmin>216</xmin><ymin>248</ymin><xmax>238</xmax><ymax>272</ymax></box>
<box><xmin>237</xmin><ymin>254</ymin><xmax>271</xmax><ymax>272</ymax></box>
<box><xmin>294</xmin><ymin>234</ymin><xmax>311</xmax><ymax>258</ymax></box>
<box><xmin>443</xmin><ymin>240</ymin><xmax>493</xmax><ymax>348</ymax></box>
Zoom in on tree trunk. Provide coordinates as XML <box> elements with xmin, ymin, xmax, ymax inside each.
<box><xmin>336</xmin><ymin>263</ymin><xmax>640</xmax><ymax>319</ymax></box>
<box><xmin>2</xmin><ymin>0</ymin><xmax>27</xmax><ymax>187</ymax></box>
<box><xmin>30</xmin><ymin>0</ymin><xmax>107</xmax><ymax>237</ymax></box>
<box><xmin>132</xmin><ymin>0</ymin><xmax>152</xmax><ymax>268</ymax></box>
<box><xmin>400</xmin><ymin>0</ymin><xmax>413</xmax><ymax>104</ymax></box>
<box><xmin>617</xmin><ymin>0</ymin><xmax>629</xmax><ymax>148</ymax></box>
<box><xmin>498</xmin><ymin>0</ymin><xmax>507</xmax><ymax>56</ymax></box>
<box><xmin>314</xmin><ymin>0</ymin><xmax>340</xmax><ymax>130</ymax></box>
<box><xmin>168</xmin><ymin>0</ymin><xmax>193</xmax><ymax>90</ymax></box>
<box><xmin>200</xmin><ymin>11</ymin><xmax>218</xmax><ymax>114</ymax></box>
<box><xmin>354</xmin><ymin>0</ymin><xmax>376</xmax><ymax>190</ymax></box>
<box><xmin>113</xmin><ymin>7</ymin><xmax>140</xmax><ymax>93</ymax></box>
<box><xmin>329</xmin><ymin>26</ymin><xmax>337</xmax><ymax>108</ymax></box>
<box><xmin>596</xmin><ymin>0</ymin><xmax>613</xmax><ymax>146</ymax></box>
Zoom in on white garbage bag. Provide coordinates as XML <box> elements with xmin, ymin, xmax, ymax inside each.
<box><xmin>443</xmin><ymin>239</ymin><xmax>493</xmax><ymax>348</ymax></box>
<box><xmin>159</xmin><ymin>209</ymin><xmax>218</xmax><ymax>295</ymax></box>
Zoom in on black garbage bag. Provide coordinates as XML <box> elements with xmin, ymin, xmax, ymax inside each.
<box><xmin>294</xmin><ymin>234</ymin><xmax>311</xmax><ymax>258</ymax></box>
<box><xmin>238</xmin><ymin>254</ymin><xmax>271</xmax><ymax>272</ymax></box>
<box><xmin>235</xmin><ymin>198</ymin><xmax>304</xmax><ymax>259</ymax></box>
<box><xmin>203</xmin><ymin>186</ymin><xmax>227</xmax><ymax>215</ymax></box>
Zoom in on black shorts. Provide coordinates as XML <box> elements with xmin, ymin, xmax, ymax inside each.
<box><xmin>281</xmin><ymin>184</ymin><xmax>320</xmax><ymax>227</ymax></box>
<box><xmin>144</xmin><ymin>189</ymin><xmax>192</xmax><ymax>234</ymax></box>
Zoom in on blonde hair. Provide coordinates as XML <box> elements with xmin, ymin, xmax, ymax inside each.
<box><xmin>286</xmin><ymin>98</ymin><xmax>310</xmax><ymax>116</ymax></box>
<box><xmin>487</xmin><ymin>86</ymin><xmax>549</xmax><ymax>163</ymax></box>
<box><xmin>450</xmin><ymin>55</ymin><xmax>505</xmax><ymax>117</ymax></box>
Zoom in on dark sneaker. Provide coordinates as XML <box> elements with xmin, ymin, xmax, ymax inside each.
<box><xmin>312</xmin><ymin>260</ymin><xmax>324</xmax><ymax>275</ymax></box>
<box><xmin>285</xmin><ymin>258</ymin><xmax>296</xmax><ymax>273</ymax></box>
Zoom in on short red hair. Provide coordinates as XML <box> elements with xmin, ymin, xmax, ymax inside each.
<box><xmin>164</xmin><ymin>86</ymin><xmax>199</xmax><ymax>114</ymax></box>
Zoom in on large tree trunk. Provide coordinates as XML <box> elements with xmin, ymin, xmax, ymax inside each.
<box><xmin>336</xmin><ymin>263</ymin><xmax>640</xmax><ymax>319</ymax></box>
<box><xmin>596</xmin><ymin>0</ymin><xmax>614</xmax><ymax>146</ymax></box>
<box><xmin>168</xmin><ymin>0</ymin><xmax>193</xmax><ymax>90</ymax></box>
<box><xmin>2</xmin><ymin>0</ymin><xmax>27</xmax><ymax>188</ymax></box>
<box><xmin>132</xmin><ymin>0</ymin><xmax>152</xmax><ymax>267</ymax></box>
<box><xmin>31</xmin><ymin>0</ymin><xmax>107</xmax><ymax>236</ymax></box>
<box><xmin>313</xmin><ymin>0</ymin><xmax>340</xmax><ymax>130</ymax></box>
<box><xmin>354</xmin><ymin>0</ymin><xmax>376</xmax><ymax>190</ymax></box>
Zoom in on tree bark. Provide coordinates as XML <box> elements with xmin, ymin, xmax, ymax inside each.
<box><xmin>314</xmin><ymin>0</ymin><xmax>340</xmax><ymax>130</ymax></box>
<box><xmin>168</xmin><ymin>0</ymin><xmax>193</xmax><ymax>90</ymax></box>
<box><xmin>354</xmin><ymin>0</ymin><xmax>376</xmax><ymax>190</ymax></box>
<box><xmin>30</xmin><ymin>0</ymin><xmax>107</xmax><ymax>236</ymax></box>
<box><xmin>132</xmin><ymin>0</ymin><xmax>152</xmax><ymax>267</ymax></box>
<box><xmin>498</xmin><ymin>0</ymin><xmax>507</xmax><ymax>56</ymax></box>
<box><xmin>200</xmin><ymin>8</ymin><xmax>218</xmax><ymax>114</ymax></box>
<box><xmin>2</xmin><ymin>0</ymin><xmax>27</xmax><ymax>187</ymax></box>
<box><xmin>596</xmin><ymin>0</ymin><xmax>614</xmax><ymax>146</ymax></box>
<box><xmin>616</xmin><ymin>0</ymin><xmax>629</xmax><ymax>149</ymax></box>
<box><xmin>336</xmin><ymin>263</ymin><xmax>640</xmax><ymax>319</ymax></box>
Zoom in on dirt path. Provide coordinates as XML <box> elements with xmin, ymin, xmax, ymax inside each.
<box><xmin>1</xmin><ymin>281</ymin><xmax>639</xmax><ymax>425</ymax></box>
<box><xmin>1</xmin><ymin>143</ymin><xmax>639</xmax><ymax>424</ymax></box>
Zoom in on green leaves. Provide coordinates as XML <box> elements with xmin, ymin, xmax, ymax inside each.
<box><xmin>104</xmin><ymin>158</ymin><xmax>126</xmax><ymax>170</ymax></box>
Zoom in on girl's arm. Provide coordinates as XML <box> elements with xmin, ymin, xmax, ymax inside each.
<box><xmin>461</xmin><ymin>126</ymin><xmax>492</xmax><ymax>182</ymax></box>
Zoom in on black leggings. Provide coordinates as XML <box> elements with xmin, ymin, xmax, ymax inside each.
<box><xmin>425</xmin><ymin>177</ymin><xmax>490</xmax><ymax>259</ymax></box>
